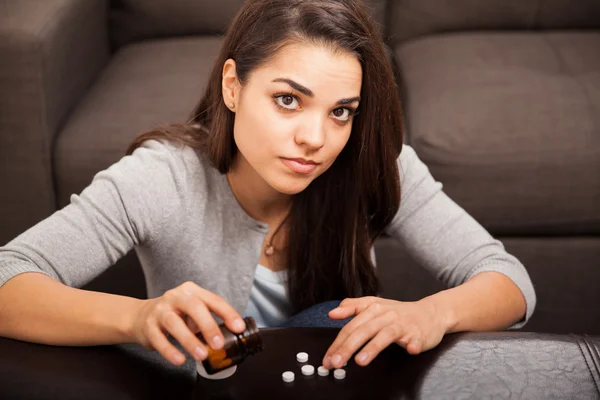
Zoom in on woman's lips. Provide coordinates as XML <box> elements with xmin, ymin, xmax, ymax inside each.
<box><xmin>281</xmin><ymin>158</ymin><xmax>319</xmax><ymax>175</ymax></box>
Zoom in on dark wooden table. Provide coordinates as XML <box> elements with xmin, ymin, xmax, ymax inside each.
<box><xmin>1</xmin><ymin>329</ymin><xmax>598</xmax><ymax>399</ymax></box>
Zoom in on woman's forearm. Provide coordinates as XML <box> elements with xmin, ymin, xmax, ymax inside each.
<box><xmin>420</xmin><ymin>271</ymin><xmax>527</xmax><ymax>334</ymax></box>
<box><xmin>0</xmin><ymin>272</ymin><xmax>142</xmax><ymax>346</ymax></box>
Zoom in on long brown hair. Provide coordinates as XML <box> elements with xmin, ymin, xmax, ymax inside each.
<box><xmin>127</xmin><ymin>0</ymin><xmax>404</xmax><ymax>314</ymax></box>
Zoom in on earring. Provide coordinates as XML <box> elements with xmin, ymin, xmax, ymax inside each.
<box><xmin>229</xmin><ymin>102</ymin><xmax>235</xmax><ymax>109</ymax></box>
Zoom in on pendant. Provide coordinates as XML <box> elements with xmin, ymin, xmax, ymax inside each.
<box><xmin>265</xmin><ymin>245</ymin><xmax>274</xmax><ymax>256</ymax></box>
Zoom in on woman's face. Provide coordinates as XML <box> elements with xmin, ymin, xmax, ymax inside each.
<box><xmin>223</xmin><ymin>42</ymin><xmax>363</xmax><ymax>195</ymax></box>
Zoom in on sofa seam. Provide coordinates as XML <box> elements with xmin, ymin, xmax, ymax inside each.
<box><xmin>584</xmin><ymin>335</ymin><xmax>600</xmax><ymax>379</ymax></box>
<box><xmin>584</xmin><ymin>337</ymin><xmax>600</xmax><ymax>395</ymax></box>
<box><xmin>575</xmin><ymin>334</ymin><xmax>600</xmax><ymax>396</ymax></box>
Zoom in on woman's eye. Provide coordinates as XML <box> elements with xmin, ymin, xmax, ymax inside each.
<box><xmin>275</xmin><ymin>95</ymin><xmax>299</xmax><ymax>109</ymax></box>
<box><xmin>332</xmin><ymin>108</ymin><xmax>351</xmax><ymax>121</ymax></box>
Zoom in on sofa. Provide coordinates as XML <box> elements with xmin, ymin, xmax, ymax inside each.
<box><xmin>1</xmin><ymin>0</ymin><xmax>598</xmax><ymax>334</ymax></box>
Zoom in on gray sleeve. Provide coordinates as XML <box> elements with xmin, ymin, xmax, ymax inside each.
<box><xmin>0</xmin><ymin>140</ymin><xmax>185</xmax><ymax>289</ymax></box>
<box><xmin>385</xmin><ymin>145</ymin><xmax>536</xmax><ymax>329</ymax></box>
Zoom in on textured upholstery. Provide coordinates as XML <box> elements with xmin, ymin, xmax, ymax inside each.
<box><xmin>0</xmin><ymin>0</ymin><xmax>109</xmax><ymax>245</ymax></box>
<box><xmin>109</xmin><ymin>0</ymin><xmax>388</xmax><ymax>48</ymax></box>
<box><xmin>395</xmin><ymin>32</ymin><xmax>600</xmax><ymax>234</ymax></box>
<box><xmin>389</xmin><ymin>0</ymin><xmax>600</xmax><ymax>44</ymax></box>
<box><xmin>54</xmin><ymin>37</ymin><xmax>222</xmax><ymax>207</ymax></box>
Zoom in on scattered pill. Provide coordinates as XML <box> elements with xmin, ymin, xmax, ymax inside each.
<box><xmin>282</xmin><ymin>371</ymin><xmax>295</xmax><ymax>382</ymax></box>
<box><xmin>334</xmin><ymin>369</ymin><xmax>346</xmax><ymax>380</ymax></box>
<box><xmin>301</xmin><ymin>365</ymin><xmax>315</xmax><ymax>376</ymax></box>
<box><xmin>296</xmin><ymin>352</ymin><xmax>309</xmax><ymax>363</ymax></box>
<box><xmin>317</xmin><ymin>366</ymin><xmax>330</xmax><ymax>376</ymax></box>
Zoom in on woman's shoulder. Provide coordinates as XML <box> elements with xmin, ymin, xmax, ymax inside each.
<box><xmin>135</xmin><ymin>138</ymin><xmax>207</xmax><ymax>167</ymax></box>
<box><xmin>396</xmin><ymin>143</ymin><xmax>426</xmax><ymax>186</ymax></box>
<box><xmin>132</xmin><ymin>138</ymin><xmax>216</xmax><ymax>182</ymax></box>
<box><xmin>118</xmin><ymin>138</ymin><xmax>221</xmax><ymax>205</ymax></box>
<box><xmin>397</xmin><ymin>143</ymin><xmax>418</xmax><ymax>168</ymax></box>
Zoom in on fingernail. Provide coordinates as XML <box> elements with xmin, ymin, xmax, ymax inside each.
<box><xmin>233</xmin><ymin>318</ymin><xmax>245</xmax><ymax>332</ymax></box>
<box><xmin>212</xmin><ymin>335</ymin><xmax>223</xmax><ymax>349</ymax></box>
<box><xmin>194</xmin><ymin>346</ymin><xmax>207</xmax><ymax>360</ymax></box>
<box><xmin>357</xmin><ymin>352</ymin><xmax>368</xmax><ymax>363</ymax></box>
<box><xmin>332</xmin><ymin>354</ymin><xmax>342</xmax><ymax>367</ymax></box>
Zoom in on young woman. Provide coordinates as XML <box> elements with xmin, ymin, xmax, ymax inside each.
<box><xmin>0</xmin><ymin>0</ymin><xmax>535</xmax><ymax>373</ymax></box>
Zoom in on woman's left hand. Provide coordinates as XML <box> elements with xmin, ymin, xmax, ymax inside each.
<box><xmin>322</xmin><ymin>296</ymin><xmax>448</xmax><ymax>369</ymax></box>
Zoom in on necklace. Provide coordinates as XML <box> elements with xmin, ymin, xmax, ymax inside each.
<box><xmin>264</xmin><ymin>212</ymin><xmax>290</xmax><ymax>256</ymax></box>
<box><xmin>226</xmin><ymin>172</ymin><xmax>289</xmax><ymax>257</ymax></box>
<box><xmin>265</xmin><ymin>244</ymin><xmax>275</xmax><ymax>256</ymax></box>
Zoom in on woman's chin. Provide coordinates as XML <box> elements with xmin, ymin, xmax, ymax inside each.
<box><xmin>270</xmin><ymin>178</ymin><xmax>312</xmax><ymax>195</ymax></box>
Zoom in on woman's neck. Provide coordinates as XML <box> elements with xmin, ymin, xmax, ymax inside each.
<box><xmin>226</xmin><ymin>155</ymin><xmax>292</xmax><ymax>225</ymax></box>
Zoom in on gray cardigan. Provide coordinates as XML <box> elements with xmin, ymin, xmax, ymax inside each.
<box><xmin>0</xmin><ymin>139</ymin><xmax>536</xmax><ymax>328</ymax></box>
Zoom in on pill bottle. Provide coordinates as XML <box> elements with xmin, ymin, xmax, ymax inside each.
<box><xmin>196</xmin><ymin>316</ymin><xmax>263</xmax><ymax>380</ymax></box>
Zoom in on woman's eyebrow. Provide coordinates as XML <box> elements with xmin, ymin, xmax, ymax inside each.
<box><xmin>272</xmin><ymin>78</ymin><xmax>360</xmax><ymax>105</ymax></box>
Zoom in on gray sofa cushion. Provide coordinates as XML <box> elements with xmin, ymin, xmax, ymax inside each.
<box><xmin>110</xmin><ymin>0</ymin><xmax>245</xmax><ymax>47</ymax></box>
<box><xmin>0</xmin><ymin>0</ymin><xmax>109</xmax><ymax>246</ymax></box>
<box><xmin>389</xmin><ymin>0</ymin><xmax>600</xmax><ymax>44</ymax></box>
<box><xmin>110</xmin><ymin>0</ymin><xmax>387</xmax><ymax>48</ymax></box>
<box><xmin>54</xmin><ymin>37</ymin><xmax>222</xmax><ymax>207</ymax></box>
<box><xmin>395</xmin><ymin>31</ymin><xmax>600</xmax><ymax>235</ymax></box>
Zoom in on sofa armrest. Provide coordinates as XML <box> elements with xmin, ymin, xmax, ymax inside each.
<box><xmin>0</xmin><ymin>0</ymin><xmax>110</xmax><ymax>245</ymax></box>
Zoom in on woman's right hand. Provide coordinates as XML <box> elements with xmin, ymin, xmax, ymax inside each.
<box><xmin>129</xmin><ymin>281</ymin><xmax>246</xmax><ymax>366</ymax></box>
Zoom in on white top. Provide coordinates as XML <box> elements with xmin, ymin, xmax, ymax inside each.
<box><xmin>244</xmin><ymin>264</ymin><xmax>293</xmax><ymax>327</ymax></box>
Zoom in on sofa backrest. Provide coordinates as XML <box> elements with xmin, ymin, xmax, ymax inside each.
<box><xmin>388</xmin><ymin>0</ymin><xmax>600</xmax><ymax>44</ymax></box>
<box><xmin>109</xmin><ymin>0</ymin><xmax>387</xmax><ymax>48</ymax></box>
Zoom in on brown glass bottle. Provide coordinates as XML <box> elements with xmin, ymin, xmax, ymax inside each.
<box><xmin>199</xmin><ymin>316</ymin><xmax>263</xmax><ymax>375</ymax></box>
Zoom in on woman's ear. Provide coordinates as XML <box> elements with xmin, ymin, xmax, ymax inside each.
<box><xmin>222</xmin><ymin>59</ymin><xmax>240</xmax><ymax>111</ymax></box>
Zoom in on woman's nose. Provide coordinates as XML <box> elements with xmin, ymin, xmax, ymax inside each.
<box><xmin>294</xmin><ymin>117</ymin><xmax>326</xmax><ymax>149</ymax></box>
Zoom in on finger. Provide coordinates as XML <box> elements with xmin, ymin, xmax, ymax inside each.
<box><xmin>177</xmin><ymin>296</ymin><xmax>226</xmax><ymax>350</ymax></box>
<box><xmin>354</xmin><ymin>323</ymin><xmax>407</xmax><ymax>366</ymax></box>
<box><xmin>405</xmin><ymin>337</ymin><xmax>423</xmax><ymax>355</ymax></box>
<box><xmin>188</xmin><ymin>284</ymin><xmax>246</xmax><ymax>334</ymax></box>
<box><xmin>338</xmin><ymin>297</ymin><xmax>358</xmax><ymax>308</ymax></box>
<box><xmin>185</xmin><ymin>315</ymin><xmax>200</xmax><ymax>333</ymax></box>
<box><xmin>335</xmin><ymin>312</ymin><xmax>395</xmax><ymax>369</ymax></box>
<box><xmin>160</xmin><ymin>309</ymin><xmax>209</xmax><ymax>361</ymax></box>
<box><xmin>329</xmin><ymin>296</ymin><xmax>378</xmax><ymax>320</ymax></box>
<box><xmin>325</xmin><ymin>301</ymin><xmax>383</xmax><ymax>364</ymax></box>
<box><xmin>147</xmin><ymin>325</ymin><xmax>188</xmax><ymax>366</ymax></box>
<box><xmin>324</xmin><ymin>302</ymin><xmax>386</xmax><ymax>368</ymax></box>
<box><xmin>328</xmin><ymin>306</ymin><xmax>355</xmax><ymax>320</ymax></box>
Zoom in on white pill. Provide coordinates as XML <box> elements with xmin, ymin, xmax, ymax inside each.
<box><xmin>301</xmin><ymin>365</ymin><xmax>315</xmax><ymax>376</ymax></box>
<box><xmin>282</xmin><ymin>371</ymin><xmax>295</xmax><ymax>382</ymax></box>
<box><xmin>333</xmin><ymin>369</ymin><xmax>346</xmax><ymax>380</ymax></box>
<box><xmin>317</xmin><ymin>366</ymin><xmax>330</xmax><ymax>376</ymax></box>
<box><xmin>296</xmin><ymin>352</ymin><xmax>309</xmax><ymax>363</ymax></box>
